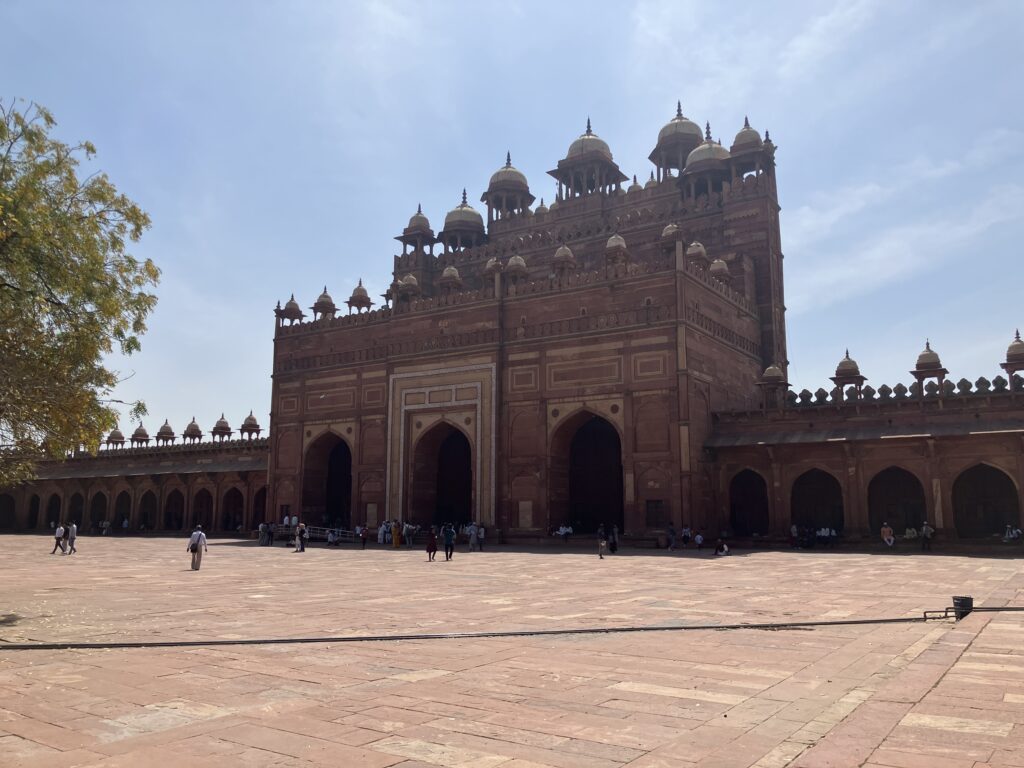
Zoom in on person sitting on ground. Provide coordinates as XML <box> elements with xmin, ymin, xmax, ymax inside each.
<box><xmin>881</xmin><ymin>522</ymin><xmax>895</xmax><ymax>548</ymax></box>
<box><xmin>714</xmin><ymin>539</ymin><xmax>730</xmax><ymax>556</ymax></box>
<box><xmin>326</xmin><ymin>529</ymin><xmax>337</xmax><ymax>547</ymax></box>
<box><xmin>789</xmin><ymin>523</ymin><xmax>799</xmax><ymax>547</ymax></box>
<box><xmin>1003</xmin><ymin>524</ymin><xmax>1022</xmax><ymax>542</ymax></box>
<box><xmin>904</xmin><ymin>526</ymin><xmax>918</xmax><ymax>539</ymax></box>
<box><xmin>694</xmin><ymin>531</ymin><xmax>704</xmax><ymax>550</ymax></box>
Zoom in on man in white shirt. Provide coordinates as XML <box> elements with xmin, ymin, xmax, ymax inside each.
<box><xmin>51</xmin><ymin>524</ymin><xmax>66</xmax><ymax>554</ymax></box>
<box><xmin>187</xmin><ymin>525</ymin><xmax>208</xmax><ymax>570</ymax></box>
<box><xmin>477</xmin><ymin>525</ymin><xmax>485</xmax><ymax>551</ymax></box>
<box><xmin>68</xmin><ymin>522</ymin><xmax>78</xmax><ymax>554</ymax></box>
<box><xmin>466</xmin><ymin>522</ymin><xmax>478</xmax><ymax>551</ymax></box>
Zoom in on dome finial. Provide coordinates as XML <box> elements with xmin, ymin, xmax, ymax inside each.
<box><xmin>505</xmin><ymin>150</ymin><xmax>511</xmax><ymax>167</ymax></box>
<box><xmin>1016</xmin><ymin>329</ymin><xmax>1021</xmax><ymax>342</ymax></box>
<box><xmin>925</xmin><ymin>339</ymin><xmax>931</xmax><ymax>351</ymax></box>
<box><xmin>765</xmin><ymin>129</ymin><xmax>771</xmax><ymax>141</ymax></box>
<box><xmin>585</xmin><ymin>117</ymin><xmax>592</xmax><ymax>135</ymax></box>
<box><xmin>633</xmin><ymin>174</ymin><xmax>638</xmax><ymax>183</ymax></box>
<box><xmin>676</xmin><ymin>100</ymin><xmax>682</xmax><ymax>118</ymax></box>
<box><xmin>461</xmin><ymin>188</ymin><xmax>467</xmax><ymax>205</ymax></box>
<box><xmin>358</xmin><ymin>277</ymin><xmax>363</xmax><ymax>286</ymax></box>
<box><xmin>845</xmin><ymin>348</ymin><xmax>850</xmax><ymax>359</ymax></box>
<box><xmin>416</xmin><ymin>202</ymin><xmax>422</xmax><ymax>214</ymax></box>
<box><xmin>705</xmin><ymin>121</ymin><xmax>712</xmax><ymax>140</ymax></box>
<box><xmin>744</xmin><ymin>116</ymin><xmax>750</xmax><ymax>129</ymax></box>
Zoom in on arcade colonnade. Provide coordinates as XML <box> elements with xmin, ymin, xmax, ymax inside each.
<box><xmin>719</xmin><ymin>443</ymin><xmax>1023</xmax><ymax>539</ymax></box>
<box><xmin>0</xmin><ymin>476</ymin><xmax>268</xmax><ymax>534</ymax></box>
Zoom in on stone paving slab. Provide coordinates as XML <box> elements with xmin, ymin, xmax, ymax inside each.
<box><xmin>1</xmin><ymin>536</ymin><xmax>1023</xmax><ymax>766</ymax></box>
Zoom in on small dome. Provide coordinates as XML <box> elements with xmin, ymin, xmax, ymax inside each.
<box><xmin>553</xmin><ymin>244</ymin><xmax>575</xmax><ymax>264</ymax></box>
<box><xmin>183</xmin><ymin>417</ymin><xmax>202</xmax><ymax>438</ymax></box>
<box><xmin>627</xmin><ymin>175</ymin><xmax>642</xmax><ymax>193</ymax></box>
<box><xmin>686</xmin><ymin>123</ymin><xmax>731</xmax><ymax>169</ymax></box>
<box><xmin>243</xmin><ymin>411</ymin><xmax>259</xmax><ymax>428</ymax></box>
<box><xmin>606</xmin><ymin>233</ymin><xmax>626</xmax><ymax>251</ymax></box>
<box><xmin>506</xmin><ymin>254</ymin><xmax>528</xmax><ymax>276</ymax></box>
<box><xmin>731</xmin><ymin>116</ymin><xmax>763</xmax><ymax>152</ymax></box>
<box><xmin>441</xmin><ymin>265</ymin><xmax>460</xmax><ymax>280</ymax></box>
<box><xmin>686</xmin><ymin>241</ymin><xmax>708</xmax><ymax>261</ymax></box>
<box><xmin>351</xmin><ymin>279</ymin><xmax>368</xmax><ymax>299</ymax></box>
<box><xmin>312</xmin><ymin>286</ymin><xmax>336</xmax><ymax>315</ymax></box>
<box><xmin>484</xmin><ymin>257</ymin><xmax>501</xmax><ymax>274</ymax></box>
<box><xmin>835</xmin><ymin>350</ymin><xmax>860</xmax><ymax>377</ymax></box>
<box><xmin>566</xmin><ymin>118</ymin><xmax>612</xmax><ymax>160</ymax></box>
<box><xmin>762</xmin><ymin>364</ymin><xmax>785</xmax><ymax>383</ymax></box>
<box><xmin>1007</xmin><ymin>330</ymin><xmax>1024</xmax><ymax>364</ymax></box>
<box><xmin>644</xmin><ymin>171</ymin><xmax>658</xmax><ymax>189</ymax></box>
<box><xmin>402</xmin><ymin>273</ymin><xmax>419</xmax><ymax>287</ymax></box>
<box><xmin>916</xmin><ymin>341</ymin><xmax>942</xmax><ymax>370</ymax></box>
<box><xmin>488</xmin><ymin>152</ymin><xmax>529</xmax><ymax>190</ymax></box>
<box><xmin>709</xmin><ymin>258</ymin><xmax>729</xmax><ymax>278</ymax></box>
<box><xmin>535</xmin><ymin>198</ymin><xmax>548</xmax><ymax>215</ymax></box>
<box><xmin>107</xmin><ymin>428</ymin><xmax>124</xmax><ymax>443</ymax></box>
<box><xmin>131</xmin><ymin>423</ymin><xmax>149</xmax><ymax>440</ymax></box>
<box><xmin>281</xmin><ymin>294</ymin><xmax>304</xmax><ymax>321</ymax></box>
<box><xmin>212</xmin><ymin>413</ymin><xmax>231</xmax><ymax>437</ymax></box>
<box><xmin>658</xmin><ymin>102</ymin><xmax>703</xmax><ymax>145</ymax></box>
<box><xmin>157</xmin><ymin>420</ymin><xmax>175</xmax><ymax>437</ymax></box>
<box><xmin>315</xmin><ymin>286</ymin><xmax>333</xmax><ymax>305</ymax></box>
<box><xmin>661</xmin><ymin>223</ymin><xmax>679</xmax><ymax>239</ymax></box>
<box><xmin>406</xmin><ymin>204</ymin><xmax>431</xmax><ymax>233</ymax></box>
<box><xmin>444</xmin><ymin>189</ymin><xmax>485</xmax><ymax>231</ymax></box>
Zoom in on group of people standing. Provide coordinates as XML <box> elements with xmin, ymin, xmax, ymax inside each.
<box><xmin>49</xmin><ymin>522</ymin><xmax>78</xmax><ymax>555</ymax></box>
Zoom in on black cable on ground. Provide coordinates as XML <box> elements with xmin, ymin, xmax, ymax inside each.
<box><xmin>0</xmin><ymin>610</ymin><xmax>976</xmax><ymax>652</ymax></box>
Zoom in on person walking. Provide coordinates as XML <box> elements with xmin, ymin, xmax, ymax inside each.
<box><xmin>920</xmin><ymin>520</ymin><xmax>934</xmax><ymax>551</ymax></box>
<box><xmin>426</xmin><ymin>526</ymin><xmax>438</xmax><ymax>562</ymax></box>
<box><xmin>609</xmin><ymin>524</ymin><xmax>619</xmax><ymax>554</ymax></box>
<box><xmin>51</xmin><ymin>523</ymin><xmax>66</xmax><ymax>555</ymax></box>
<box><xmin>187</xmin><ymin>525</ymin><xmax>208</xmax><ymax>570</ymax></box>
<box><xmin>360</xmin><ymin>526</ymin><xmax>368</xmax><ymax>549</ymax></box>
<box><xmin>467</xmin><ymin>522</ymin><xmax>478</xmax><ymax>552</ymax></box>
<box><xmin>67</xmin><ymin>521</ymin><xmax>78</xmax><ymax>555</ymax></box>
<box><xmin>443</xmin><ymin>523</ymin><xmax>456</xmax><ymax>561</ymax></box>
<box><xmin>476</xmin><ymin>524</ymin><xmax>485</xmax><ymax>552</ymax></box>
<box><xmin>597</xmin><ymin>524</ymin><xmax>608</xmax><ymax>559</ymax></box>
<box><xmin>666</xmin><ymin>523</ymin><xmax>676</xmax><ymax>551</ymax></box>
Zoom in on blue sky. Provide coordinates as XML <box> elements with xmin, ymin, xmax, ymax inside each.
<box><xmin>3</xmin><ymin>1</ymin><xmax>1022</xmax><ymax>435</ymax></box>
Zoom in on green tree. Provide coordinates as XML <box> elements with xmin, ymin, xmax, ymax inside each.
<box><xmin>0</xmin><ymin>100</ymin><xmax>159</xmax><ymax>486</ymax></box>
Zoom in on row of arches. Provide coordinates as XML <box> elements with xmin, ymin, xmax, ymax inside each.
<box><xmin>729</xmin><ymin>464</ymin><xmax>1020</xmax><ymax>538</ymax></box>
<box><xmin>0</xmin><ymin>487</ymin><xmax>267</xmax><ymax>533</ymax></box>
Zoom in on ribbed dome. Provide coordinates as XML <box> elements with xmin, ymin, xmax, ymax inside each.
<box><xmin>661</xmin><ymin>223</ymin><xmax>679</xmax><ymax>239</ymax></box>
<box><xmin>401</xmin><ymin>273</ymin><xmax>419</xmax><ymax>286</ymax></box>
<box><xmin>657</xmin><ymin>102</ymin><xmax>703</xmax><ymax>145</ymax></box>
<box><xmin>1007</xmin><ymin>330</ymin><xmax>1024</xmax><ymax>364</ymax></box>
<box><xmin>686</xmin><ymin>124</ymin><xmax>731</xmax><ymax>169</ymax></box>
<box><xmin>406</xmin><ymin>204</ymin><xmax>431</xmax><ymax>232</ymax></box>
<box><xmin>157</xmin><ymin>420</ymin><xmax>175</xmax><ymax>437</ymax></box>
<box><xmin>916</xmin><ymin>341</ymin><xmax>942</xmax><ymax>370</ymax></box>
<box><xmin>506</xmin><ymin>254</ymin><xmax>528</xmax><ymax>276</ymax></box>
<box><xmin>627</xmin><ymin>175</ymin><xmax>642</xmax><ymax>193</ymax></box>
<box><xmin>686</xmin><ymin>241</ymin><xmax>708</xmax><ymax>261</ymax></box>
<box><xmin>488</xmin><ymin>152</ymin><xmax>529</xmax><ymax>190</ymax></box>
<box><xmin>484</xmin><ymin>256</ymin><xmax>501</xmax><ymax>274</ymax></box>
<box><xmin>731</xmin><ymin>116</ymin><xmax>763</xmax><ymax>152</ymax></box>
<box><xmin>184</xmin><ymin>417</ymin><xmax>202</xmax><ymax>438</ymax></box>
<box><xmin>350</xmin><ymin>279</ymin><xmax>368</xmax><ymax>299</ymax></box>
<box><xmin>212</xmin><ymin>413</ymin><xmax>231</xmax><ymax>437</ymax></box>
<box><xmin>566</xmin><ymin>118</ymin><xmax>612</xmax><ymax>159</ymax></box>
<box><xmin>709</xmin><ymin>258</ymin><xmax>729</xmax><ymax>278</ymax></box>
<box><xmin>606</xmin><ymin>233</ymin><xmax>626</xmax><ymax>251</ymax></box>
<box><xmin>243</xmin><ymin>411</ymin><xmax>259</xmax><ymax>428</ymax></box>
<box><xmin>762</xmin><ymin>364</ymin><xmax>785</xmax><ymax>382</ymax></box>
<box><xmin>312</xmin><ymin>286</ymin><xmax>336</xmax><ymax>315</ymax></box>
<box><xmin>535</xmin><ymin>198</ymin><xmax>548</xmax><ymax>214</ymax></box>
<box><xmin>644</xmin><ymin>171</ymin><xmax>658</xmax><ymax>189</ymax></box>
<box><xmin>444</xmin><ymin>189</ymin><xmax>484</xmax><ymax>230</ymax></box>
<box><xmin>132</xmin><ymin>423</ymin><xmax>149</xmax><ymax>440</ymax></box>
<box><xmin>107</xmin><ymin>428</ymin><xmax>124</xmax><ymax>443</ymax></box>
<box><xmin>281</xmin><ymin>294</ymin><xmax>303</xmax><ymax>320</ymax></box>
<box><xmin>835</xmin><ymin>350</ymin><xmax>860</xmax><ymax>377</ymax></box>
<box><xmin>553</xmin><ymin>244</ymin><xmax>575</xmax><ymax>264</ymax></box>
<box><xmin>441</xmin><ymin>265</ymin><xmax>460</xmax><ymax>281</ymax></box>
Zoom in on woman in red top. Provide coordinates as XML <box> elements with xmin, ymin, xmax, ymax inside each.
<box><xmin>426</xmin><ymin>526</ymin><xmax>438</xmax><ymax>562</ymax></box>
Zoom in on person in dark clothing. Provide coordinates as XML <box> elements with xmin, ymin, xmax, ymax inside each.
<box><xmin>442</xmin><ymin>523</ymin><xmax>456</xmax><ymax>561</ymax></box>
<box><xmin>426</xmin><ymin>526</ymin><xmax>438</xmax><ymax>561</ymax></box>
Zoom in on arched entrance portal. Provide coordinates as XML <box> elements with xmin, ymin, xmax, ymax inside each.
<box><xmin>27</xmin><ymin>495</ymin><xmax>39</xmax><ymax>530</ymax></box>
<box><xmin>68</xmin><ymin>493</ymin><xmax>84</xmax><ymax>527</ymax></box>
<box><xmin>164</xmin><ymin>490</ymin><xmax>185</xmax><ymax>531</ymax></box>
<box><xmin>46</xmin><ymin>493</ymin><xmax>61</xmax><ymax>528</ymax></box>
<box><xmin>252</xmin><ymin>487</ymin><xmax>267</xmax><ymax>527</ymax></box>
<box><xmin>730</xmin><ymin>470</ymin><xmax>769</xmax><ymax>536</ymax></box>
<box><xmin>953</xmin><ymin>464</ymin><xmax>1020</xmax><ymax>538</ymax></box>
<box><xmin>193</xmin><ymin>489</ymin><xmax>213</xmax><ymax>529</ymax></box>
<box><xmin>302</xmin><ymin>434</ymin><xmax>352</xmax><ymax>528</ymax></box>
<box><xmin>138</xmin><ymin>491</ymin><xmax>157</xmax><ymax>531</ymax></box>
<box><xmin>409</xmin><ymin>423</ymin><xmax>472</xmax><ymax>527</ymax></box>
<box><xmin>868</xmin><ymin>467</ymin><xmax>926</xmax><ymax>535</ymax></box>
<box><xmin>550</xmin><ymin>413</ymin><xmax>623</xmax><ymax>534</ymax></box>
<box><xmin>222</xmin><ymin>488</ymin><xmax>244</xmax><ymax>532</ymax></box>
<box><xmin>0</xmin><ymin>494</ymin><xmax>15</xmax><ymax>530</ymax></box>
<box><xmin>89</xmin><ymin>493</ymin><xmax>108</xmax><ymax>530</ymax></box>
<box><xmin>791</xmin><ymin>469</ymin><xmax>844</xmax><ymax>532</ymax></box>
<box><xmin>114</xmin><ymin>491</ymin><xmax>131</xmax><ymax>529</ymax></box>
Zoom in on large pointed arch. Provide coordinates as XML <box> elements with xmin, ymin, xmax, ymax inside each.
<box><xmin>302</xmin><ymin>431</ymin><xmax>353</xmax><ymax>528</ymax></box>
<box><xmin>164</xmin><ymin>489</ymin><xmax>185</xmax><ymax>531</ymax></box>
<box><xmin>868</xmin><ymin>467</ymin><xmax>926</xmax><ymax>535</ymax></box>
<box><xmin>729</xmin><ymin>469</ymin><xmax>769</xmax><ymax>536</ymax></box>
<box><xmin>549</xmin><ymin>410</ymin><xmax>623</xmax><ymax>534</ymax></box>
<box><xmin>409</xmin><ymin>420</ymin><xmax>473</xmax><ymax>527</ymax></box>
<box><xmin>791</xmin><ymin>469</ymin><xmax>844</xmax><ymax>532</ymax></box>
<box><xmin>953</xmin><ymin>463</ymin><xmax>1020</xmax><ymax>538</ymax></box>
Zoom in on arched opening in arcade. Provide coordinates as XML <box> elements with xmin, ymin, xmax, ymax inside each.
<box><xmin>114</xmin><ymin>491</ymin><xmax>131</xmax><ymax>529</ymax></box>
<box><xmin>252</xmin><ymin>487</ymin><xmax>267</xmax><ymax>527</ymax></box>
<box><xmin>46</xmin><ymin>493</ymin><xmax>61</xmax><ymax>528</ymax></box>
<box><xmin>550</xmin><ymin>412</ymin><xmax>623</xmax><ymax>534</ymax></box>
<box><xmin>409</xmin><ymin>422</ymin><xmax>473</xmax><ymax>528</ymax></box>
<box><xmin>88</xmin><ymin>492</ymin><xmax>108</xmax><ymax>530</ymax></box>
<box><xmin>138</xmin><ymin>491</ymin><xmax>157</xmax><ymax>531</ymax></box>
<box><xmin>27</xmin><ymin>495</ymin><xmax>39</xmax><ymax>530</ymax></box>
<box><xmin>302</xmin><ymin>433</ymin><xmax>352</xmax><ymax>528</ymax></box>
<box><xmin>0</xmin><ymin>494</ymin><xmax>15</xmax><ymax>530</ymax></box>
<box><xmin>68</xmin><ymin>492</ymin><xmax>84</xmax><ymax>527</ymax></box>
<box><xmin>164</xmin><ymin>489</ymin><xmax>185</xmax><ymax>531</ymax></box>
<box><xmin>192</xmin><ymin>489</ymin><xmax>213</xmax><ymax>529</ymax></box>
<box><xmin>729</xmin><ymin>469</ymin><xmax>770</xmax><ymax>536</ymax></box>
<box><xmin>222</xmin><ymin>488</ymin><xmax>244</xmax><ymax>532</ymax></box>
<box><xmin>791</xmin><ymin>469</ymin><xmax>844</xmax><ymax>533</ymax></box>
<box><xmin>953</xmin><ymin>464</ymin><xmax>1020</xmax><ymax>538</ymax></box>
<box><xmin>868</xmin><ymin>467</ymin><xmax>926</xmax><ymax>535</ymax></box>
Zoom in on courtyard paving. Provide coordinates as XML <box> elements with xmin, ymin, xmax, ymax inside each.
<box><xmin>1</xmin><ymin>536</ymin><xmax>1023</xmax><ymax>767</ymax></box>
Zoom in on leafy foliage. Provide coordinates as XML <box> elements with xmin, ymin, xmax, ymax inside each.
<box><xmin>0</xmin><ymin>100</ymin><xmax>158</xmax><ymax>486</ymax></box>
